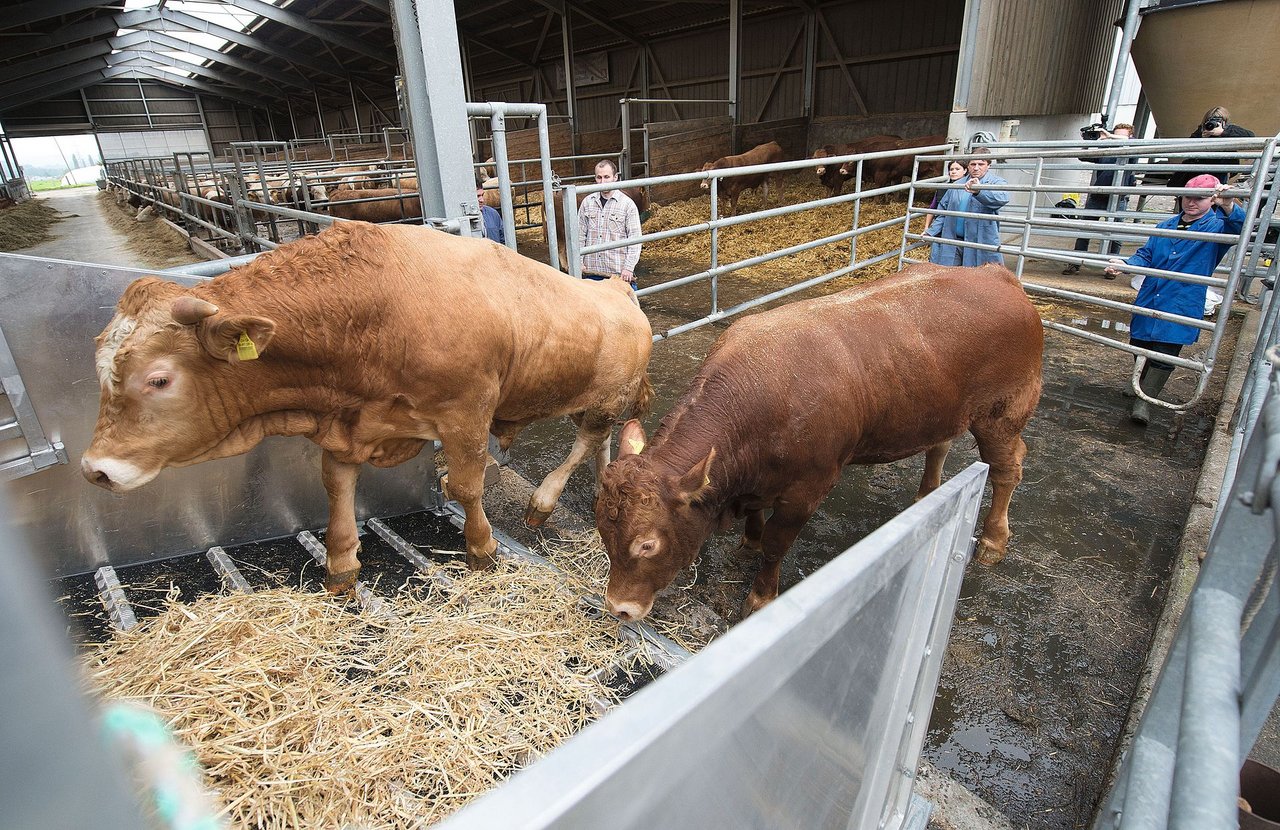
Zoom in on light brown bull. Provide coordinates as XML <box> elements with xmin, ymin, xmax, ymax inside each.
<box><xmin>82</xmin><ymin>222</ymin><xmax>653</xmax><ymax>592</ymax></box>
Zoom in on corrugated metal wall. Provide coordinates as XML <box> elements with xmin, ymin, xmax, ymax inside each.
<box><xmin>968</xmin><ymin>0</ymin><xmax>1123</xmax><ymax>117</ymax></box>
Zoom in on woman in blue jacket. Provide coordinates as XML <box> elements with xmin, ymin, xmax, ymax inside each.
<box><xmin>1104</xmin><ymin>174</ymin><xmax>1245</xmax><ymax>425</ymax></box>
<box><xmin>925</xmin><ymin>160</ymin><xmax>968</xmax><ymax>265</ymax></box>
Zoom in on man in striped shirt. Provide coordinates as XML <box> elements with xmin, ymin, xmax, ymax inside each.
<box><xmin>578</xmin><ymin>159</ymin><xmax>642</xmax><ymax>290</ymax></box>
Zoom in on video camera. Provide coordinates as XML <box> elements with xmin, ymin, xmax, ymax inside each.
<box><xmin>1202</xmin><ymin>117</ymin><xmax>1226</xmax><ymax>133</ymax></box>
<box><xmin>1080</xmin><ymin>122</ymin><xmax>1107</xmax><ymax>141</ymax></box>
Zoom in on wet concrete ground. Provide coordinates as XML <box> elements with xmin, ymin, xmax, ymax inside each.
<box><xmin>36</xmin><ymin>198</ymin><xmax>1257</xmax><ymax>826</ymax></box>
<box><xmin>495</xmin><ymin>253</ymin><xmax>1238</xmax><ymax>829</ymax></box>
<box><xmin>19</xmin><ymin>187</ymin><xmax>143</xmax><ymax>266</ymax></box>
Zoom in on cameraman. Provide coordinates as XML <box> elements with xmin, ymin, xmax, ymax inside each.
<box><xmin>1063</xmin><ymin>122</ymin><xmax>1135</xmax><ymax>275</ymax></box>
<box><xmin>1167</xmin><ymin>105</ymin><xmax>1255</xmax><ymax>190</ymax></box>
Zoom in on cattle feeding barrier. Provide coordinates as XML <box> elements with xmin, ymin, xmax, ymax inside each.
<box><xmin>903</xmin><ymin>135</ymin><xmax>1280</xmax><ymax>414</ymax></box>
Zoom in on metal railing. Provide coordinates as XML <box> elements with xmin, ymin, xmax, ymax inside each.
<box><xmin>561</xmin><ymin>141</ymin><xmax>954</xmax><ymax>341</ymax></box>
<box><xmin>899</xmin><ymin>136</ymin><xmax>1280</xmax><ymax>412</ymax></box>
<box><xmin>1096</xmin><ymin>342</ymin><xmax>1280</xmax><ymax>829</ymax></box>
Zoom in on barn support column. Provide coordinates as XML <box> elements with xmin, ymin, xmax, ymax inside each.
<box><xmin>947</xmin><ymin>0</ymin><xmax>982</xmax><ymax>149</ymax></box>
<box><xmin>560</xmin><ymin>7</ymin><xmax>578</xmax><ymax>155</ymax></box>
<box><xmin>728</xmin><ymin>0</ymin><xmax>741</xmax><ymax>139</ymax></box>
<box><xmin>801</xmin><ymin>7</ymin><xmax>817</xmax><ymax>120</ymax></box>
<box><xmin>390</xmin><ymin>0</ymin><xmax>482</xmax><ymax>235</ymax></box>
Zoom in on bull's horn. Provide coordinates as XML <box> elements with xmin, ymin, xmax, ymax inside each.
<box><xmin>171</xmin><ymin>296</ymin><xmax>219</xmax><ymax>325</ymax></box>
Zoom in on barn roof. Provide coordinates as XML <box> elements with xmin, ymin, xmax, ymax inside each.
<box><xmin>0</xmin><ymin>0</ymin><xmax>793</xmax><ymax>117</ymax></box>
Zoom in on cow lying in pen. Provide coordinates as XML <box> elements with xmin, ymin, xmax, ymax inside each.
<box><xmin>595</xmin><ymin>263</ymin><xmax>1043</xmax><ymax>621</ymax></box>
<box><xmin>81</xmin><ymin>221</ymin><xmax>653</xmax><ymax>592</ymax></box>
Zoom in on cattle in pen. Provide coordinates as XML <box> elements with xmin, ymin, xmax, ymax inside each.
<box><xmin>81</xmin><ymin>221</ymin><xmax>654</xmax><ymax>593</ymax></box>
<box><xmin>594</xmin><ymin>262</ymin><xmax>1043</xmax><ymax>622</ymax></box>
<box><xmin>698</xmin><ymin>141</ymin><xmax>786</xmax><ymax>216</ymax></box>
<box><xmin>811</xmin><ymin>134</ymin><xmax>901</xmax><ymax>196</ymax></box>
<box><xmin>840</xmin><ymin>134</ymin><xmax>949</xmax><ymax>196</ymax></box>
<box><xmin>327</xmin><ymin>188</ymin><xmax>423</xmax><ymax>222</ymax></box>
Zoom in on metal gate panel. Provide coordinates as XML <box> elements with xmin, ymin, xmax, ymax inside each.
<box><xmin>437</xmin><ymin>464</ymin><xmax>987</xmax><ymax>830</ymax></box>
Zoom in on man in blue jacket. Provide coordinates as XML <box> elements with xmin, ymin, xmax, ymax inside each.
<box><xmin>957</xmin><ymin>147</ymin><xmax>1010</xmax><ymax>265</ymax></box>
<box><xmin>1104</xmin><ymin>174</ymin><xmax>1245</xmax><ymax>425</ymax></box>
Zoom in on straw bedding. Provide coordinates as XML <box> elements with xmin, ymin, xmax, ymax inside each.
<box><xmin>0</xmin><ymin>196</ymin><xmax>63</xmax><ymax>251</ymax></box>
<box><xmin>83</xmin><ymin>547</ymin><xmax>689</xmax><ymax>829</ymax></box>
<box><xmin>97</xmin><ymin>192</ymin><xmax>202</xmax><ymax>269</ymax></box>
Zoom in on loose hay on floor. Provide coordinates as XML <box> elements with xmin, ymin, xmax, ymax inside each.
<box><xmin>0</xmin><ymin>197</ymin><xmax>64</xmax><ymax>251</ymax></box>
<box><xmin>83</xmin><ymin>558</ymin><xmax>667</xmax><ymax>829</ymax></box>
<box><xmin>97</xmin><ymin>192</ymin><xmax>202</xmax><ymax>269</ymax></box>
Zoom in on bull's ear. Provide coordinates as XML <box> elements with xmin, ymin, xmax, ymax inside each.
<box><xmin>674</xmin><ymin>448</ymin><xmax>715</xmax><ymax>505</ymax></box>
<box><xmin>195</xmin><ymin>314</ymin><xmax>276</xmax><ymax>363</ymax></box>
<box><xmin>618</xmin><ymin>419</ymin><xmax>648</xmax><ymax>456</ymax></box>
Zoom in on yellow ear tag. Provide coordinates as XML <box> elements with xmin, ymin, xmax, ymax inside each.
<box><xmin>236</xmin><ymin>332</ymin><xmax>259</xmax><ymax>361</ymax></box>
<box><xmin>626</xmin><ymin>438</ymin><xmax>645</xmax><ymax>454</ymax></box>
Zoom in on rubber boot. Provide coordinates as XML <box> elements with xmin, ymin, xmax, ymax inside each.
<box><xmin>1130</xmin><ymin>366</ymin><xmax>1172</xmax><ymax>426</ymax></box>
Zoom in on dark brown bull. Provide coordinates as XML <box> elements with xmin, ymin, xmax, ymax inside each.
<box><xmin>544</xmin><ymin>186</ymin><xmax>651</xmax><ymax>272</ymax></box>
<box><xmin>812</xmin><ymin>135</ymin><xmax>901</xmax><ymax>196</ymax></box>
<box><xmin>841</xmin><ymin>134</ymin><xmax>950</xmax><ymax>197</ymax></box>
<box><xmin>595</xmin><ymin>263</ymin><xmax>1043</xmax><ymax>621</ymax></box>
<box><xmin>698</xmin><ymin>141</ymin><xmax>786</xmax><ymax>216</ymax></box>
<box><xmin>81</xmin><ymin>222</ymin><xmax>653</xmax><ymax>593</ymax></box>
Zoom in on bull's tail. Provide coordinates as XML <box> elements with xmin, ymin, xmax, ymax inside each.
<box><xmin>628</xmin><ymin>373</ymin><xmax>655</xmax><ymax>420</ymax></box>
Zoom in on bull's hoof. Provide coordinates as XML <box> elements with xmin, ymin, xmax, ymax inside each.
<box><xmin>733</xmin><ymin>542</ymin><xmax>762</xmax><ymax>559</ymax></box>
<box><xmin>974</xmin><ymin>540</ymin><xmax>1007</xmax><ymax>566</ymax></box>
<box><xmin>740</xmin><ymin>590</ymin><xmax>775</xmax><ymax>619</ymax></box>
<box><xmin>467</xmin><ymin>551</ymin><xmax>498</xmax><ymax>571</ymax></box>
<box><xmin>325</xmin><ymin>567</ymin><xmax>360</xmax><ymax>595</ymax></box>
<box><xmin>525</xmin><ymin>503</ymin><xmax>553</xmax><ymax>528</ymax></box>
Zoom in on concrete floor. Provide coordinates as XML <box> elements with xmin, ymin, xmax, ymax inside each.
<box><xmin>21</xmin><ymin>187</ymin><xmax>144</xmax><ymax>267</ymax></box>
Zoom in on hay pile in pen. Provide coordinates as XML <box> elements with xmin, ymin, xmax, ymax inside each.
<box><xmin>0</xmin><ymin>197</ymin><xmax>63</xmax><ymax>251</ymax></box>
<box><xmin>84</xmin><ymin>555</ymin><xmax>673</xmax><ymax>829</ymax></box>
<box><xmin>641</xmin><ymin>172</ymin><xmax>929</xmax><ymax>287</ymax></box>
<box><xmin>97</xmin><ymin>192</ymin><xmax>202</xmax><ymax>269</ymax></box>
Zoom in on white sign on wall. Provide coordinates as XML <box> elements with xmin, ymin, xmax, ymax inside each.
<box><xmin>554</xmin><ymin>52</ymin><xmax>610</xmax><ymax>89</ymax></box>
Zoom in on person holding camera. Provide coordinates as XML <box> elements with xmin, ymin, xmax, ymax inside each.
<box><xmin>1102</xmin><ymin>175</ymin><xmax>1245</xmax><ymax>426</ymax></box>
<box><xmin>1063</xmin><ymin>123</ymin><xmax>1135</xmax><ymax>275</ymax></box>
<box><xmin>1166</xmin><ymin>106</ymin><xmax>1256</xmax><ymax>191</ymax></box>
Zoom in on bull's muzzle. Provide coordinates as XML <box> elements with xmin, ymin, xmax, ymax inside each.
<box><xmin>80</xmin><ymin>454</ymin><xmax>152</xmax><ymax>492</ymax></box>
<box><xmin>605</xmin><ymin>592</ymin><xmax>654</xmax><ymax>622</ymax></box>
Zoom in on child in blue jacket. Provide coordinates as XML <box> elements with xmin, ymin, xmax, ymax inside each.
<box><xmin>1104</xmin><ymin>174</ymin><xmax>1245</xmax><ymax>425</ymax></box>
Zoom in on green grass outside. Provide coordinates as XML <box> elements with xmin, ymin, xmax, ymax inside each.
<box><xmin>29</xmin><ymin>180</ymin><xmax>97</xmax><ymax>192</ymax></box>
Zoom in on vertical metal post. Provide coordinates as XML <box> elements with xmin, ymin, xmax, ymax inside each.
<box><xmin>563</xmin><ymin>183</ymin><xmax>582</xmax><ymax>277</ymax></box>
<box><xmin>287</xmin><ymin>98</ymin><xmax>299</xmax><ymax>141</ymax></box>
<box><xmin>728</xmin><ymin>0</ymin><xmax>741</xmax><ymax>128</ymax></box>
<box><xmin>620</xmin><ymin>98</ymin><xmax>632</xmax><ymax>179</ymax></box>
<box><xmin>313</xmin><ymin>87</ymin><xmax>325</xmax><ymax>139</ymax></box>
<box><xmin>948</xmin><ymin>0</ymin><xmax>982</xmax><ymax>146</ymax></box>
<box><xmin>1102</xmin><ymin>0</ymin><xmax>1143</xmax><ymax>127</ymax></box>
<box><xmin>390</xmin><ymin>0</ymin><xmax>478</xmax><ymax>226</ymax></box>
<box><xmin>535</xmin><ymin>107</ymin><xmax>560</xmax><ymax>271</ymax></box>
<box><xmin>489</xmin><ymin>109</ymin><xmax>517</xmax><ymax>246</ymax></box>
<box><xmin>710</xmin><ymin>177</ymin><xmax>719</xmax><ymax>313</ymax></box>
